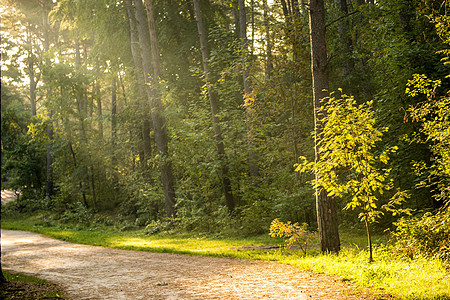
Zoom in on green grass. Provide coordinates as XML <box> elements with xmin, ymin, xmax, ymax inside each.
<box><xmin>3</xmin><ymin>270</ymin><xmax>49</xmax><ymax>284</ymax></box>
<box><xmin>2</xmin><ymin>214</ymin><xmax>450</xmax><ymax>300</ymax></box>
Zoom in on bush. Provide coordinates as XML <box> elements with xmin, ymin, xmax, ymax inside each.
<box><xmin>240</xmin><ymin>200</ymin><xmax>274</xmax><ymax>236</ymax></box>
<box><xmin>390</xmin><ymin>205</ymin><xmax>450</xmax><ymax>265</ymax></box>
<box><xmin>269</xmin><ymin>218</ymin><xmax>315</xmax><ymax>254</ymax></box>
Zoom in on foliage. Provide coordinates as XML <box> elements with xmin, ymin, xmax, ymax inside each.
<box><xmin>390</xmin><ymin>9</ymin><xmax>450</xmax><ymax>268</ymax></box>
<box><xmin>406</xmin><ymin>75</ymin><xmax>450</xmax><ymax>203</ymax></box>
<box><xmin>1</xmin><ymin>84</ymin><xmax>46</xmax><ymax>198</ymax></box>
<box><xmin>1</xmin><ymin>0</ymin><xmax>448</xmax><ymax>241</ymax></box>
<box><xmin>391</xmin><ymin>206</ymin><xmax>450</xmax><ymax>266</ymax></box>
<box><xmin>269</xmin><ymin>218</ymin><xmax>314</xmax><ymax>254</ymax></box>
<box><xmin>405</xmin><ymin>10</ymin><xmax>450</xmax><ymax>204</ymax></box>
<box><xmin>296</xmin><ymin>91</ymin><xmax>410</xmax><ymax>260</ymax></box>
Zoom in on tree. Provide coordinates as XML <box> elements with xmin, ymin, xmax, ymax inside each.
<box><xmin>133</xmin><ymin>0</ymin><xmax>177</xmax><ymax>217</ymax></box>
<box><xmin>41</xmin><ymin>0</ymin><xmax>54</xmax><ymax>199</ymax></box>
<box><xmin>297</xmin><ymin>92</ymin><xmax>410</xmax><ymax>261</ymax></box>
<box><xmin>192</xmin><ymin>0</ymin><xmax>235</xmax><ymax>214</ymax></box>
<box><xmin>239</xmin><ymin>0</ymin><xmax>259</xmax><ymax>179</ymax></box>
<box><xmin>308</xmin><ymin>0</ymin><xmax>340</xmax><ymax>253</ymax></box>
<box><xmin>405</xmin><ymin>11</ymin><xmax>450</xmax><ymax>204</ymax></box>
<box><xmin>124</xmin><ymin>0</ymin><xmax>152</xmax><ymax>174</ymax></box>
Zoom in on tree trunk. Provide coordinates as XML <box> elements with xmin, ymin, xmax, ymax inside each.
<box><xmin>124</xmin><ymin>0</ymin><xmax>152</xmax><ymax>172</ymax></box>
<box><xmin>68</xmin><ymin>141</ymin><xmax>89</xmax><ymax>208</ymax></box>
<box><xmin>111</xmin><ymin>71</ymin><xmax>119</xmax><ymax>191</ymax></box>
<box><xmin>309</xmin><ymin>0</ymin><xmax>340</xmax><ymax>253</ymax></box>
<box><xmin>192</xmin><ymin>0</ymin><xmax>235</xmax><ymax>214</ymax></box>
<box><xmin>111</xmin><ymin>72</ymin><xmax>118</xmax><ymax>145</ymax></box>
<box><xmin>337</xmin><ymin>0</ymin><xmax>354</xmax><ymax>78</ymax></box>
<box><xmin>133</xmin><ymin>0</ymin><xmax>177</xmax><ymax>218</ymax></box>
<box><xmin>94</xmin><ymin>81</ymin><xmax>103</xmax><ymax>139</ymax></box>
<box><xmin>280</xmin><ymin>0</ymin><xmax>301</xmax><ymax>63</ymax></box>
<box><xmin>365</xmin><ymin>215</ymin><xmax>373</xmax><ymax>262</ymax></box>
<box><xmin>42</xmin><ymin>0</ymin><xmax>54</xmax><ymax>199</ymax></box>
<box><xmin>27</xmin><ymin>26</ymin><xmax>37</xmax><ymax>116</ymax></box>
<box><xmin>239</xmin><ymin>0</ymin><xmax>260</xmax><ymax>179</ymax></box>
<box><xmin>263</xmin><ymin>0</ymin><xmax>273</xmax><ymax>79</ymax></box>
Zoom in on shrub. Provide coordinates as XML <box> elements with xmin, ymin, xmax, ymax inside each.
<box><xmin>390</xmin><ymin>205</ymin><xmax>450</xmax><ymax>265</ymax></box>
<box><xmin>269</xmin><ymin>218</ymin><xmax>314</xmax><ymax>254</ymax></box>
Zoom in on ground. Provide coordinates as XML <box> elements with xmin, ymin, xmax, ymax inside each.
<box><xmin>1</xmin><ymin>190</ymin><xmax>19</xmax><ymax>205</ymax></box>
<box><xmin>1</xmin><ymin>230</ymin><xmax>393</xmax><ymax>300</ymax></box>
<box><xmin>0</xmin><ymin>280</ymin><xmax>64</xmax><ymax>299</ymax></box>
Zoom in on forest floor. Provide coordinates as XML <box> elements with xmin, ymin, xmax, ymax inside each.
<box><xmin>1</xmin><ymin>230</ymin><xmax>389</xmax><ymax>300</ymax></box>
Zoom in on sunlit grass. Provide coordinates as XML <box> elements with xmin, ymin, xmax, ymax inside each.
<box><xmin>2</xmin><ymin>214</ymin><xmax>450</xmax><ymax>299</ymax></box>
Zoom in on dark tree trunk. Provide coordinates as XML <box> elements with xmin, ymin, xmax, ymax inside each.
<box><xmin>309</xmin><ymin>0</ymin><xmax>340</xmax><ymax>253</ymax></box>
<box><xmin>42</xmin><ymin>0</ymin><xmax>54</xmax><ymax>199</ymax></box>
<box><xmin>193</xmin><ymin>0</ymin><xmax>235</xmax><ymax>214</ymax></box>
<box><xmin>110</xmin><ymin>71</ymin><xmax>119</xmax><ymax>191</ymax></box>
<box><xmin>263</xmin><ymin>0</ymin><xmax>273</xmax><ymax>78</ymax></box>
<box><xmin>239</xmin><ymin>0</ymin><xmax>260</xmax><ymax>179</ymax></box>
<box><xmin>280</xmin><ymin>0</ymin><xmax>301</xmax><ymax>63</ymax></box>
<box><xmin>68</xmin><ymin>141</ymin><xmax>89</xmax><ymax>208</ymax></box>
<box><xmin>125</xmin><ymin>0</ymin><xmax>152</xmax><ymax>172</ymax></box>
<box><xmin>111</xmin><ymin>72</ymin><xmax>118</xmax><ymax>145</ymax></box>
<box><xmin>27</xmin><ymin>26</ymin><xmax>37</xmax><ymax>116</ymax></box>
<box><xmin>133</xmin><ymin>0</ymin><xmax>177</xmax><ymax>217</ymax></box>
<box><xmin>337</xmin><ymin>0</ymin><xmax>354</xmax><ymax>78</ymax></box>
<box><xmin>94</xmin><ymin>81</ymin><xmax>103</xmax><ymax>139</ymax></box>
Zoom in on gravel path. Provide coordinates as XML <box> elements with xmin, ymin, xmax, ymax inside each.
<box><xmin>1</xmin><ymin>230</ymin><xmax>380</xmax><ymax>299</ymax></box>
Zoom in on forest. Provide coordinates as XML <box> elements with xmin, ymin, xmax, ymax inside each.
<box><xmin>1</xmin><ymin>0</ymin><xmax>449</xmax><ymax>275</ymax></box>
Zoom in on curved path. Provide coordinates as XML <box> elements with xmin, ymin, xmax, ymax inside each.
<box><xmin>1</xmin><ymin>230</ymin><xmax>379</xmax><ymax>299</ymax></box>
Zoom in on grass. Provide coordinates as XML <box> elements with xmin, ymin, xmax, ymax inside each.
<box><xmin>3</xmin><ymin>271</ymin><xmax>49</xmax><ymax>284</ymax></box>
<box><xmin>1</xmin><ymin>270</ymin><xmax>66</xmax><ymax>299</ymax></box>
<box><xmin>2</xmin><ymin>213</ymin><xmax>450</xmax><ymax>300</ymax></box>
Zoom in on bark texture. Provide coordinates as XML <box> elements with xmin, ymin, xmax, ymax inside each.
<box><xmin>133</xmin><ymin>0</ymin><xmax>176</xmax><ymax>217</ymax></box>
<box><xmin>124</xmin><ymin>0</ymin><xmax>152</xmax><ymax>171</ymax></box>
<box><xmin>309</xmin><ymin>0</ymin><xmax>340</xmax><ymax>253</ymax></box>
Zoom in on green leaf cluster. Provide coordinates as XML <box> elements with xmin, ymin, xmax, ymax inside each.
<box><xmin>297</xmin><ymin>91</ymin><xmax>410</xmax><ymax>224</ymax></box>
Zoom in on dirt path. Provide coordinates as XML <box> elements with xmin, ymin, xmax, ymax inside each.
<box><xmin>1</xmin><ymin>230</ymin><xmax>381</xmax><ymax>300</ymax></box>
<box><xmin>1</xmin><ymin>190</ymin><xmax>19</xmax><ymax>205</ymax></box>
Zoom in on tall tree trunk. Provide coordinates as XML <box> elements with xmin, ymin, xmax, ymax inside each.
<box><xmin>263</xmin><ymin>0</ymin><xmax>273</xmax><ymax>79</ymax></box>
<box><xmin>239</xmin><ymin>0</ymin><xmax>259</xmax><ymax>178</ymax></box>
<box><xmin>309</xmin><ymin>0</ymin><xmax>340</xmax><ymax>253</ymax></box>
<box><xmin>125</xmin><ymin>0</ymin><xmax>152</xmax><ymax>172</ymax></box>
<box><xmin>68</xmin><ymin>141</ymin><xmax>88</xmax><ymax>208</ymax></box>
<box><xmin>95</xmin><ymin>80</ymin><xmax>103</xmax><ymax>139</ymax></box>
<box><xmin>193</xmin><ymin>0</ymin><xmax>235</xmax><ymax>214</ymax></box>
<box><xmin>133</xmin><ymin>0</ymin><xmax>176</xmax><ymax>217</ymax></box>
<box><xmin>42</xmin><ymin>0</ymin><xmax>53</xmax><ymax>198</ymax></box>
<box><xmin>27</xmin><ymin>26</ymin><xmax>37</xmax><ymax>116</ymax></box>
<box><xmin>337</xmin><ymin>0</ymin><xmax>354</xmax><ymax>78</ymax></box>
<box><xmin>111</xmin><ymin>71</ymin><xmax>119</xmax><ymax>187</ymax></box>
<box><xmin>111</xmin><ymin>72</ymin><xmax>118</xmax><ymax>145</ymax></box>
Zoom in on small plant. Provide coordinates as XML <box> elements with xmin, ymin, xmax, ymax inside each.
<box><xmin>269</xmin><ymin>219</ymin><xmax>314</xmax><ymax>254</ymax></box>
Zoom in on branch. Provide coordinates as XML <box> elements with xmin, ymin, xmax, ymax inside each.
<box><xmin>326</xmin><ymin>10</ymin><xmax>360</xmax><ymax>28</ymax></box>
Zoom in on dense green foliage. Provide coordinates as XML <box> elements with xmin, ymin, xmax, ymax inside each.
<box><xmin>1</xmin><ymin>0</ymin><xmax>449</xmax><ymax>263</ymax></box>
